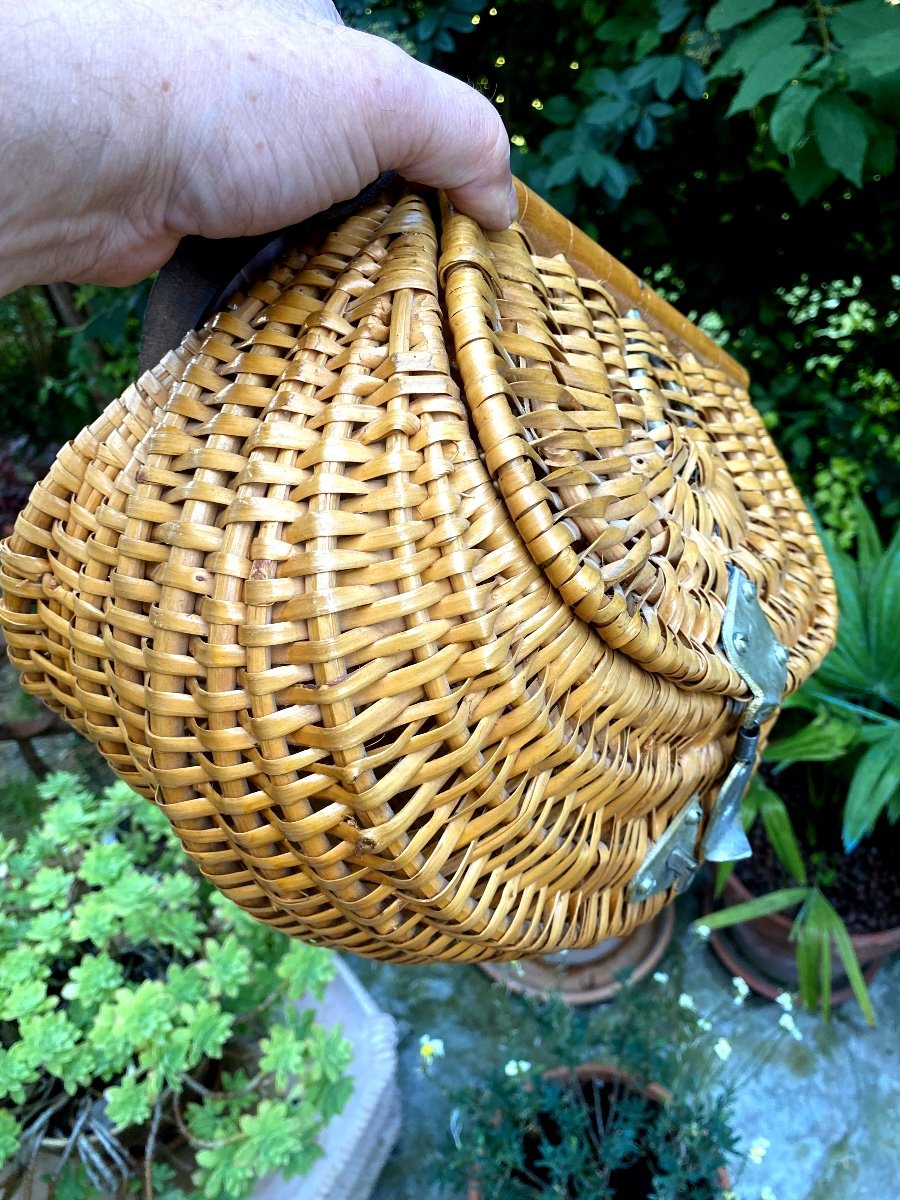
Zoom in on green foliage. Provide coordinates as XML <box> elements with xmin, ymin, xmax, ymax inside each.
<box><xmin>707</xmin><ymin>504</ymin><xmax>899</xmax><ymax>1022</ymax></box>
<box><xmin>0</xmin><ymin>772</ymin><xmax>352</xmax><ymax>1198</ymax></box>
<box><xmin>0</xmin><ymin>282</ymin><xmax>148</xmax><ymax>447</ymax></box>
<box><xmin>432</xmin><ymin>969</ymin><xmax>804</xmax><ymax>1197</ymax></box>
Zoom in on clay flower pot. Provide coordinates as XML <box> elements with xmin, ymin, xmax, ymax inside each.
<box><xmin>479</xmin><ymin>905</ymin><xmax>675</xmax><ymax>1005</ymax></box>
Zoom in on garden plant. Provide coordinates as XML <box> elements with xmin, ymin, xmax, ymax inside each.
<box><xmin>0</xmin><ymin>772</ymin><xmax>353</xmax><ymax>1200</ymax></box>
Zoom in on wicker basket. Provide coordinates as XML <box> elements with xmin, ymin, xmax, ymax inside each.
<box><xmin>0</xmin><ymin>180</ymin><xmax>836</xmax><ymax>963</ymax></box>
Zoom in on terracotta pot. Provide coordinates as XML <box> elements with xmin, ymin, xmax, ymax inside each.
<box><xmin>478</xmin><ymin>904</ymin><xmax>675</xmax><ymax>1005</ymax></box>
<box><xmin>706</xmin><ymin>873</ymin><xmax>899</xmax><ymax>1004</ymax></box>
<box><xmin>467</xmin><ymin>1062</ymin><xmax>732</xmax><ymax>1199</ymax></box>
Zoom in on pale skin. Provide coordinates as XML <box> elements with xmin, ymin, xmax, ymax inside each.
<box><xmin>0</xmin><ymin>0</ymin><xmax>515</xmax><ymax>296</ymax></box>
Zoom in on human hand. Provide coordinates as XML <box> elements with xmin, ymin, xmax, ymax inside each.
<box><xmin>0</xmin><ymin>0</ymin><xmax>514</xmax><ymax>295</ymax></box>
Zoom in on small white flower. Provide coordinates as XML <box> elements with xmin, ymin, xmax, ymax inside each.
<box><xmin>778</xmin><ymin>1012</ymin><xmax>803</xmax><ymax>1041</ymax></box>
<box><xmin>678</xmin><ymin>992</ymin><xmax>696</xmax><ymax>1012</ymax></box>
<box><xmin>652</xmin><ymin>971</ymin><xmax>669</xmax><ymax>984</ymax></box>
<box><xmin>504</xmin><ymin>1059</ymin><xmax>532</xmax><ymax>1077</ymax></box>
<box><xmin>747</xmin><ymin>1136</ymin><xmax>771</xmax><ymax>1164</ymax></box>
<box><xmin>723</xmin><ymin>1191</ymin><xmax>738</xmax><ymax>1200</ymax></box>
<box><xmin>419</xmin><ymin>1034</ymin><xmax>445</xmax><ymax>1071</ymax></box>
<box><xmin>695</xmin><ymin>924</ymin><xmax>712</xmax><ymax>941</ymax></box>
<box><xmin>732</xmin><ymin>976</ymin><xmax>750</xmax><ymax>1004</ymax></box>
<box><xmin>760</xmin><ymin>1187</ymin><xmax>778</xmax><ymax>1200</ymax></box>
<box><xmin>775</xmin><ymin>991</ymin><xmax>794</xmax><ymax>1011</ymax></box>
<box><xmin>697</xmin><ymin>1017</ymin><xmax>713</xmax><ymax>1032</ymax></box>
<box><xmin>713</xmin><ymin>1037</ymin><xmax>732</xmax><ymax>1061</ymax></box>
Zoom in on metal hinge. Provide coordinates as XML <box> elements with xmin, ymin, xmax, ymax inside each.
<box><xmin>628</xmin><ymin>566</ymin><xmax>789</xmax><ymax>901</ymax></box>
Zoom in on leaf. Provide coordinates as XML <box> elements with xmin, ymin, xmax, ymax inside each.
<box><xmin>545</xmin><ymin>155</ymin><xmax>582</xmax><ymax>188</ymax></box>
<box><xmin>654</xmin><ymin>56</ymin><xmax>683</xmax><ymax>100</ymax></box>
<box><xmin>542</xmin><ymin>95</ymin><xmax>577</xmax><ymax>126</ymax></box>
<box><xmin>699</xmin><ymin>886</ymin><xmax>809</xmax><ymax>930</ymax></box>
<box><xmin>583</xmin><ymin>96</ymin><xmax>632</xmax><ymax>126</ymax></box>
<box><xmin>0</xmin><ymin>1109</ymin><xmax>21</xmax><ymax>1169</ymax></box>
<box><xmin>755</xmin><ymin>780</ymin><xmax>807</xmax><ymax>883</ymax></box>
<box><xmin>709</xmin><ymin>8</ymin><xmax>807</xmax><ymax>79</ymax></box>
<box><xmin>683</xmin><ymin>60</ymin><xmax>707</xmax><ymax>100</ymax></box>
<box><xmin>656</xmin><ymin>0</ymin><xmax>690</xmax><ymax>35</ymax></box>
<box><xmin>707</xmin><ymin>0</ymin><xmax>777</xmax><ymax>33</ymax></box>
<box><xmin>727</xmin><ymin>44</ymin><xmax>813</xmax><ymax>115</ymax></box>
<box><xmin>763</xmin><ymin>713</ymin><xmax>858</xmax><ymax>764</ymax></box>
<box><xmin>852</xmin><ymin>496</ymin><xmax>883</xmax><ymax>572</ymax></box>
<box><xmin>634</xmin><ymin>114</ymin><xmax>657</xmax><ymax>150</ymax></box>
<box><xmin>843</xmin><ymin>736</ymin><xmax>900</xmax><ymax>850</ymax></box>
<box><xmin>104</xmin><ymin>1072</ymin><xmax>157</xmax><ymax>1130</ymax></box>
<box><xmin>843</xmin><ymin>30</ymin><xmax>900</xmax><ymax>79</ymax></box>
<box><xmin>801</xmin><ymin>888</ymin><xmax>873</xmax><ymax>1027</ymax></box>
<box><xmin>580</xmin><ymin>150</ymin><xmax>613</xmax><ymax>188</ymax></box>
<box><xmin>602</xmin><ymin>158</ymin><xmax>633</xmax><ymax>201</ymax></box>
<box><xmin>812</xmin><ymin>92</ymin><xmax>869</xmax><ymax>186</ymax></box>
<box><xmin>793</xmin><ymin>892</ymin><xmax>831</xmax><ymax>1015</ymax></box>
<box><xmin>181</xmin><ymin>1000</ymin><xmax>233</xmax><ymax>1064</ymax></box>
<box><xmin>831</xmin><ymin>0</ymin><xmax>900</xmax><ymax>42</ymax></box>
<box><xmin>866</xmin><ymin>521</ymin><xmax>900</xmax><ymax>703</ymax></box>
<box><xmin>770</xmin><ymin>83</ymin><xmax>821</xmax><ymax>153</ymax></box>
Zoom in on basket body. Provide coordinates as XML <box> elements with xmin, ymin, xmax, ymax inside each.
<box><xmin>0</xmin><ymin>183</ymin><xmax>836</xmax><ymax>962</ymax></box>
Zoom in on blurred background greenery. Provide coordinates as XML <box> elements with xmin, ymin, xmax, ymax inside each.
<box><xmin>0</xmin><ymin>0</ymin><xmax>897</xmax><ymax>546</ymax></box>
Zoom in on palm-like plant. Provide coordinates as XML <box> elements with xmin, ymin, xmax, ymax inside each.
<box><xmin>700</xmin><ymin>503</ymin><xmax>900</xmax><ymax>1024</ymax></box>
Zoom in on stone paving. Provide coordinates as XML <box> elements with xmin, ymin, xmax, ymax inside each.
<box><xmin>354</xmin><ymin>897</ymin><xmax>900</xmax><ymax>1200</ymax></box>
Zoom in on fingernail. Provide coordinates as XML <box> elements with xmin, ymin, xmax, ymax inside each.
<box><xmin>507</xmin><ymin>181</ymin><xmax>519</xmax><ymax>226</ymax></box>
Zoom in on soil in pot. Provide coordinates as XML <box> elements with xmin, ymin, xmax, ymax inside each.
<box><xmin>707</xmin><ymin>766</ymin><xmax>900</xmax><ymax>1000</ymax></box>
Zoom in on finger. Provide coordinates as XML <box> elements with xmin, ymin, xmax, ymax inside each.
<box><xmin>356</xmin><ymin>36</ymin><xmax>516</xmax><ymax>230</ymax></box>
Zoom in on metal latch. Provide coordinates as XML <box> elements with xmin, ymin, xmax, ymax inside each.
<box><xmin>627</xmin><ymin>797</ymin><xmax>703</xmax><ymax>902</ymax></box>
<box><xmin>627</xmin><ymin>567</ymin><xmax>789</xmax><ymax>900</ymax></box>
<box><xmin>702</xmin><ymin>567</ymin><xmax>789</xmax><ymax>863</ymax></box>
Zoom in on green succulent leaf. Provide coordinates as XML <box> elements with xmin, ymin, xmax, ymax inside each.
<box><xmin>104</xmin><ymin>1071</ymin><xmax>158</xmax><ymax>1130</ymax></box>
<box><xmin>275</xmin><ymin>944</ymin><xmax>334</xmax><ymax>1002</ymax></box>
<box><xmin>61</xmin><ymin>953</ymin><xmax>125</xmax><ymax>1011</ymax></box>
<box><xmin>0</xmin><ymin>1109</ymin><xmax>21</xmax><ymax>1169</ymax></box>
<box><xmin>0</xmin><ymin>978</ymin><xmax>54</xmax><ymax>1022</ymax></box>
<box><xmin>0</xmin><ymin>1046</ymin><xmax>38</xmax><ymax>1104</ymax></box>
<box><xmin>181</xmin><ymin>1000</ymin><xmax>234</xmax><ymax>1064</ymax></box>
<box><xmin>78</xmin><ymin>841</ymin><xmax>133</xmax><ymax>887</ymax></box>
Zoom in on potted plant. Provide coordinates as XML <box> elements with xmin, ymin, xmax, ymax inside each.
<box><xmin>0</xmin><ymin>770</ymin><xmax>361</xmax><ymax>1200</ymax></box>
<box><xmin>478</xmin><ymin>906</ymin><xmax>676</xmax><ymax>1005</ymax></box>
<box><xmin>430</xmin><ymin>968</ymin><xmax>795</xmax><ymax>1199</ymax></box>
<box><xmin>699</xmin><ymin>505</ymin><xmax>900</xmax><ymax>1023</ymax></box>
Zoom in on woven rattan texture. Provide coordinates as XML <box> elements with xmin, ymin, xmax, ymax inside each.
<box><xmin>0</xmin><ymin>188</ymin><xmax>836</xmax><ymax>962</ymax></box>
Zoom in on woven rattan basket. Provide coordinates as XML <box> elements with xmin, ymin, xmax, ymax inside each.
<box><xmin>0</xmin><ymin>180</ymin><xmax>836</xmax><ymax>962</ymax></box>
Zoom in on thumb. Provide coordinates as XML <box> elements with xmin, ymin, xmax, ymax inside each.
<box><xmin>356</xmin><ymin>35</ymin><xmax>516</xmax><ymax>230</ymax></box>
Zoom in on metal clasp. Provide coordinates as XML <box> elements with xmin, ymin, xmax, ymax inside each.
<box><xmin>701</xmin><ymin>567</ymin><xmax>789</xmax><ymax>863</ymax></box>
<box><xmin>627</xmin><ymin>567</ymin><xmax>789</xmax><ymax>901</ymax></box>
<box><xmin>627</xmin><ymin>797</ymin><xmax>704</xmax><ymax>902</ymax></box>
